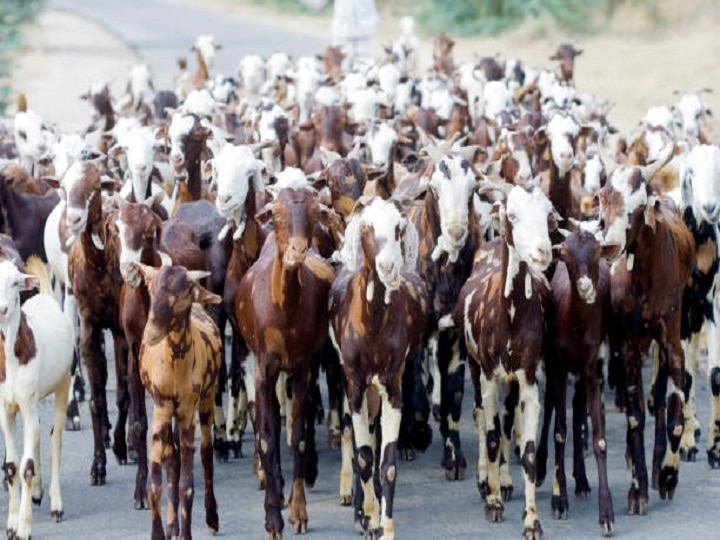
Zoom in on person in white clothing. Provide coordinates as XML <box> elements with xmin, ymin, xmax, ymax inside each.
<box><xmin>331</xmin><ymin>0</ymin><xmax>379</xmax><ymax>59</ymax></box>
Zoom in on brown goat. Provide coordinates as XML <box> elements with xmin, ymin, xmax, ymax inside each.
<box><xmin>135</xmin><ymin>263</ymin><xmax>222</xmax><ymax>540</ymax></box>
<box><xmin>236</xmin><ymin>180</ymin><xmax>335</xmax><ymax>537</ymax></box>
<box><xmin>597</xmin><ymin>148</ymin><xmax>695</xmax><ymax>514</ymax></box>
<box><xmin>454</xmin><ymin>184</ymin><xmax>556</xmax><ymax>539</ymax></box>
<box><xmin>47</xmin><ymin>161</ymin><xmax>131</xmax><ymax>488</ymax></box>
<box><xmin>329</xmin><ymin>197</ymin><xmax>428</xmax><ymax>538</ymax></box>
<box><xmin>537</xmin><ymin>227</ymin><xmax>617</xmax><ymax>534</ymax></box>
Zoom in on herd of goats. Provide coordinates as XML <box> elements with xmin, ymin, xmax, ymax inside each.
<box><xmin>0</xmin><ymin>15</ymin><xmax>719</xmax><ymax>540</ymax></box>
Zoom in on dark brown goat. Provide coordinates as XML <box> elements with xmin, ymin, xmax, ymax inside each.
<box><xmin>597</xmin><ymin>149</ymin><xmax>695</xmax><ymax>514</ymax></box>
<box><xmin>537</xmin><ymin>227</ymin><xmax>617</xmax><ymax>534</ymax></box>
<box><xmin>550</xmin><ymin>44</ymin><xmax>583</xmax><ymax>83</ymax></box>
<box><xmin>51</xmin><ymin>161</ymin><xmax>129</xmax><ymax>486</ymax></box>
<box><xmin>236</xmin><ymin>182</ymin><xmax>336</xmax><ymax>537</ymax></box>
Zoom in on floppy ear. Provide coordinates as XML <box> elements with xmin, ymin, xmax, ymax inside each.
<box><xmin>255</xmin><ymin>202</ymin><xmax>274</xmax><ymax>224</ymax></box>
<box><xmin>600</xmin><ymin>242</ymin><xmax>621</xmax><ymax>261</ymax></box>
<box><xmin>644</xmin><ymin>196</ymin><xmax>659</xmax><ymax>232</ymax></box>
<box><xmin>17</xmin><ymin>274</ymin><xmax>40</xmax><ymax>292</ymax></box>
<box><xmin>132</xmin><ymin>262</ymin><xmax>158</xmax><ymax>284</ymax></box>
<box><xmin>192</xmin><ymin>283</ymin><xmax>222</xmax><ymax>305</ymax></box>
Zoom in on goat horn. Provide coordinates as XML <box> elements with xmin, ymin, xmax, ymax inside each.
<box><xmin>475</xmin><ymin>179</ymin><xmax>512</xmax><ymax>198</ymax></box>
<box><xmin>187</xmin><ymin>270</ymin><xmax>212</xmax><ymax>282</ymax></box>
<box><xmin>639</xmin><ymin>140</ymin><xmax>675</xmax><ymax>181</ymax></box>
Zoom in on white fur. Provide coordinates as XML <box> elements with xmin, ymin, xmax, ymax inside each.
<box><xmin>14</xmin><ymin>110</ymin><xmax>53</xmax><ymax>176</ymax></box>
<box><xmin>681</xmin><ymin>144</ymin><xmax>720</xmax><ymax>223</ymax></box>
<box><xmin>194</xmin><ymin>34</ymin><xmax>219</xmax><ymax>70</ymax></box>
<box><xmin>603</xmin><ymin>167</ymin><xmax>648</xmax><ymax>251</ymax></box>
<box><xmin>546</xmin><ymin>115</ymin><xmax>580</xmax><ymax>177</ymax></box>
<box><xmin>212</xmin><ymin>143</ymin><xmax>264</xmax><ymax>240</ymax></box>
<box><xmin>366</xmin><ymin>123</ymin><xmax>397</xmax><ymax>167</ymax></box>
<box><xmin>0</xmin><ymin>261</ymin><xmax>73</xmax><ymax>540</ymax></box>
<box><xmin>675</xmin><ymin>92</ymin><xmax>710</xmax><ymax>139</ymax></box>
<box><xmin>426</xmin><ymin>155</ymin><xmax>477</xmax><ymax>263</ymax></box>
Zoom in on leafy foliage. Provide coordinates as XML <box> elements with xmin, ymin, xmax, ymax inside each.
<box><xmin>415</xmin><ymin>0</ymin><xmax>606</xmax><ymax>36</ymax></box>
<box><xmin>0</xmin><ymin>0</ymin><xmax>45</xmax><ymax>114</ymax></box>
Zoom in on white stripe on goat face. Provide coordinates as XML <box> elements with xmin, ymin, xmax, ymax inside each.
<box><xmin>116</xmin><ymin>218</ymin><xmax>142</xmax><ymax>285</ymax></box>
<box><xmin>602</xmin><ymin>167</ymin><xmax>647</xmax><ymax>252</ymax></box>
<box><xmin>214</xmin><ymin>144</ymin><xmax>259</xmax><ymax>223</ymax></box>
<box><xmin>367</xmin><ymin>123</ymin><xmax>397</xmax><ymax>167</ymax></box>
<box><xmin>0</xmin><ymin>261</ymin><xmax>23</xmax><ymax>324</ymax></box>
<box><xmin>430</xmin><ymin>155</ymin><xmax>476</xmax><ymax>262</ymax></box>
<box><xmin>684</xmin><ymin>144</ymin><xmax>720</xmax><ymax>223</ymax></box>
<box><xmin>168</xmin><ymin>113</ymin><xmax>196</xmax><ymax>165</ymax></box>
<box><xmin>483</xmin><ymin>81</ymin><xmax>513</xmax><ymax>120</ymax></box>
<box><xmin>676</xmin><ymin>93</ymin><xmax>705</xmax><ymax>138</ymax></box>
<box><xmin>64</xmin><ymin>161</ymin><xmax>92</xmax><ymax>236</ymax></box>
<box><xmin>362</xmin><ymin>199</ymin><xmax>405</xmax><ymax>292</ymax></box>
<box><xmin>547</xmin><ymin>115</ymin><xmax>579</xmax><ymax>177</ymax></box>
<box><xmin>507</xmin><ymin>131</ymin><xmax>532</xmax><ymax>183</ymax></box>
<box><xmin>583</xmin><ymin>152</ymin><xmax>605</xmax><ymax>193</ymax></box>
<box><xmin>195</xmin><ymin>34</ymin><xmax>218</xmax><ymax>69</ymax></box>
<box><xmin>124</xmin><ymin>127</ymin><xmax>156</xmax><ymax>199</ymax></box>
<box><xmin>505</xmin><ymin>186</ymin><xmax>553</xmax><ymax>273</ymax></box>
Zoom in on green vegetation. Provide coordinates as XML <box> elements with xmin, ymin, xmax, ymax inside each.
<box><xmin>0</xmin><ymin>0</ymin><xmax>44</xmax><ymax>114</ymax></box>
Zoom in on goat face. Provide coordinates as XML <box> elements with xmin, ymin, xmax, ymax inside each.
<box><xmin>63</xmin><ymin>161</ymin><xmax>101</xmax><ymax>236</ymax></box>
<box><xmin>675</xmin><ymin>92</ymin><xmax>710</xmax><ymax>139</ymax></box>
<box><xmin>546</xmin><ymin>114</ymin><xmax>580</xmax><ymax>177</ymax></box>
<box><xmin>366</xmin><ymin>122</ymin><xmax>397</xmax><ymax>168</ymax></box>
<box><xmin>424</xmin><ymin>154</ymin><xmax>477</xmax><ymax>262</ymax></box>
<box><xmin>212</xmin><ymin>144</ymin><xmax>262</xmax><ymax>225</ymax></box>
<box><xmin>559</xmin><ymin>229</ymin><xmax>602</xmax><ymax>304</ymax></box>
<box><xmin>14</xmin><ymin>110</ymin><xmax>51</xmax><ymax>165</ymax></box>
<box><xmin>111</xmin><ymin>126</ymin><xmax>157</xmax><ymax>200</ymax></box>
<box><xmin>271</xmin><ymin>188</ymin><xmax>317</xmax><ymax>269</ymax></box>
<box><xmin>167</xmin><ymin>113</ymin><xmax>207</xmax><ymax>174</ymax></box>
<box><xmin>682</xmin><ymin>144</ymin><xmax>720</xmax><ymax>224</ymax></box>
<box><xmin>115</xmin><ymin>203</ymin><xmax>162</xmax><ymax>286</ymax></box>
<box><xmin>139</xmin><ymin>264</ymin><xmax>217</xmax><ymax>346</ymax></box>
<box><xmin>597</xmin><ymin>167</ymin><xmax>648</xmax><ymax>259</ymax></box>
<box><xmin>504</xmin><ymin>185</ymin><xmax>554</xmax><ymax>273</ymax></box>
<box><xmin>360</xmin><ymin>199</ymin><xmax>413</xmax><ymax>292</ymax></box>
<box><xmin>0</xmin><ymin>261</ymin><xmax>37</xmax><ymax>322</ymax></box>
<box><xmin>193</xmin><ymin>34</ymin><xmax>220</xmax><ymax>70</ymax></box>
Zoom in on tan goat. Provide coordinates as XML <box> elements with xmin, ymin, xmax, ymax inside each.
<box><xmin>135</xmin><ymin>263</ymin><xmax>222</xmax><ymax>540</ymax></box>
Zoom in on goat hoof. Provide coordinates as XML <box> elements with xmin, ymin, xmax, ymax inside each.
<box><xmin>339</xmin><ymin>493</ymin><xmax>352</xmax><ymax>506</ymax></box>
<box><xmin>523</xmin><ymin>520</ymin><xmax>543</xmax><ymax>540</ymax></box>
<box><xmin>213</xmin><ymin>439</ymin><xmax>229</xmax><ymax>462</ymax></box>
<box><xmin>399</xmin><ymin>447</ymin><xmax>415</xmax><ymax>461</ymax></box>
<box><xmin>50</xmin><ymin>510</ymin><xmax>63</xmax><ymax>523</ymax></box>
<box><xmin>600</xmin><ymin>519</ymin><xmax>614</xmax><ymax>536</ymax></box>
<box><xmin>32</xmin><ymin>496</ymin><xmax>42</xmax><ymax>506</ymax></box>
<box><xmin>431</xmin><ymin>404</ymin><xmax>441</xmax><ymax>423</ymax></box>
<box><xmin>680</xmin><ymin>446</ymin><xmax>698</xmax><ymax>462</ymax></box>
<box><xmin>290</xmin><ymin>518</ymin><xmax>308</xmax><ymax>534</ymax></box>
<box><xmin>327</xmin><ymin>432</ymin><xmax>341</xmax><ymax>451</ymax></box>
<box><xmin>501</xmin><ymin>485</ymin><xmax>513</xmax><ymax>501</ymax></box>
<box><xmin>658</xmin><ymin>466</ymin><xmax>678</xmax><ymax>500</ymax></box>
<box><xmin>484</xmin><ymin>502</ymin><xmax>504</xmax><ymax>522</ymax></box>
<box><xmin>65</xmin><ymin>416</ymin><xmax>81</xmax><ymax>431</ymax></box>
<box><xmin>5</xmin><ymin>529</ymin><xmax>14</xmax><ymax>540</ymax></box>
<box><xmin>627</xmin><ymin>492</ymin><xmax>647</xmax><ymax>515</ymax></box>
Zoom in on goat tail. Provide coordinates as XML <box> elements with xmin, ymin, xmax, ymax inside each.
<box><xmin>25</xmin><ymin>255</ymin><xmax>52</xmax><ymax>296</ymax></box>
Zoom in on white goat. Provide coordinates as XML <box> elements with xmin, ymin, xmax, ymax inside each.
<box><xmin>0</xmin><ymin>259</ymin><xmax>73</xmax><ymax>540</ymax></box>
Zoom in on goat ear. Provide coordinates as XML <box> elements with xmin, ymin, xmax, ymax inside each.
<box><xmin>130</xmin><ymin>262</ymin><xmax>155</xmax><ymax>284</ymax></box>
<box><xmin>255</xmin><ymin>203</ymin><xmax>274</xmax><ymax>224</ymax></box>
<box><xmin>600</xmin><ymin>242</ymin><xmax>621</xmax><ymax>261</ymax></box>
<box><xmin>644</xmin><ymin>197</ymin><xmax>659</xmax><ymax>232</ymax></box>
<box><xmin>193</xmin><ymin>284</ymin><xmax>222</xmax><ymax>305</ymax></box>
<box><xmin>18</xmin><ymin>274</ymin><xmax>40</xmax><ymax>292</ymax></box>
<box><xmin>552</xmin><ymin>243</ymin><xmax>565</xmax><ymax>262</ymax></box>
<box><xmin>43</xmin><ymin>176</ymin><xmax>62</xmax><ymax>190</ymax></box>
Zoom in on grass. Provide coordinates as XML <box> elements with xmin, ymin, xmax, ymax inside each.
<box><xmin>0</xmin><ymin>0</ymin><xmax>45</xmax><ymax>115</ymax></box>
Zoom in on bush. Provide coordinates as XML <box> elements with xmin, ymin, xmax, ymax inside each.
<box><xmin>415</xmin><ymin>0</ymin><xmax>607</xmax><ymax>36</ymax></box>
<box><xmin>0</xmin><ymin>0</ymin><xmax>45</xmax><ymax>114</ymax></box>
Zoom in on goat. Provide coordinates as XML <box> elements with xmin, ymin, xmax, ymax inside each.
<box><xmin>454</xmin><ymin>184</ymin><xmax>556</xmax><ymax>540</ymax></box>
<box><xmin>48</xmin><ymin>161</ymin><xmax>130</xmax><ymax>486</ymax></box>
<box><xmin>329</xmin><ymin>197</ymin><xmax>428</xmax><ymax>539</ymax></box>
<box><xmin>537</xmin><ymin>225</ymin><xmax>617</xmax><ymax>534</ymax></box>
<box><xmin>597</xmin><ymin>143</ymin><xmax>695</xmax><ymax>513</ymax></box>
<box><xmin>0</xmin><ymin>258</ymin><xmax>73</xmax><ymax>540</ymax></box>
<box><xmin>236</xmin><ymin>170</ymin><xmax>336</xmax><ymax>537</ymax></box>
<box><xmin>135</xmin><ymin>263</ymin><xmax>222</xmax><ymax>539</ymax></box>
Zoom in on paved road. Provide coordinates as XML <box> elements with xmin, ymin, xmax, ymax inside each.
<box><xmin>50</xmin><ymin>0</ymin><xmax>326</xmax><ymax>89</ymax></box>
<box><xmin>4</xmin><ymin>1</ymin><xmax>720</xmax><ymax>539</ymax></box>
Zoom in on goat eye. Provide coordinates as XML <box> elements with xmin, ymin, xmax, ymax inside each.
<box><xmin>506</xmin><ymin>211</ymin><xmax>517</xmax><ymax>222</ymax></box>
<box><xmin>18</xmin><ymin>130</ymin><xmax>27</xmax><ymax>141</ymax></box>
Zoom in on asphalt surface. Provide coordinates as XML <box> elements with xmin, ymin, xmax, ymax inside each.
<box><xmin>4</xmin><ymin>1</ymin><xmax>720</xmax><ymax>539</ymax></box>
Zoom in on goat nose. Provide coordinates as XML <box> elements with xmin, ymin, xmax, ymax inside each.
<box><xmin>220</xmin><ymin>194</ymin><xmax>231</xmax><ymax>204</ymax></box>
<box><xmin>559</xmin><ymin>150</ymin><xmax>573</xmax><ymax>160</ymax></box>
<box><xmin>0</xmin><ymin>306</ymin><xmax>7</xmax><ymax>317</ymax></box>
<box><xmin>703</xmin><ymin>203</ymin><xmax>718</xmax><ymax>218</ymax></box>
